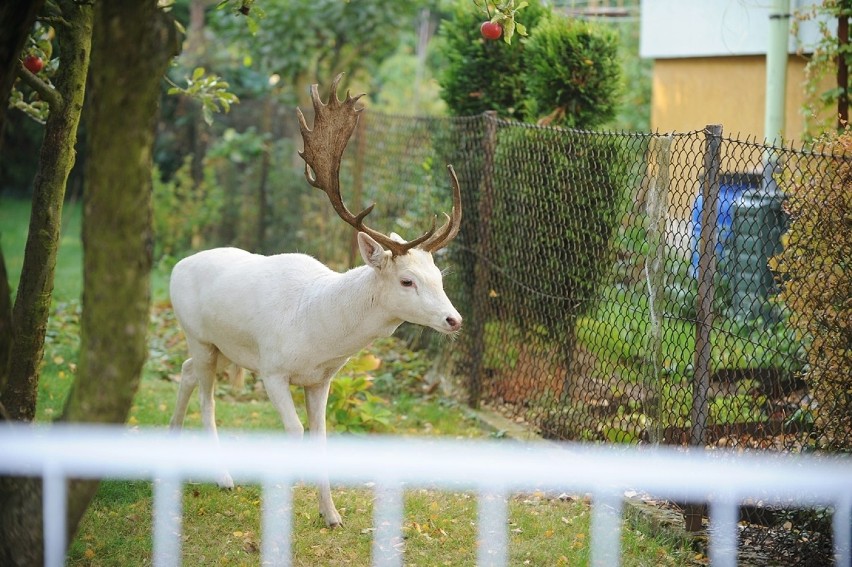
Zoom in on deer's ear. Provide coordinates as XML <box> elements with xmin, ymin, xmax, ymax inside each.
<box><xmin>358</xmin><ymin>232</ymin><xmax>389</xmax><ymax>269</ymax></box>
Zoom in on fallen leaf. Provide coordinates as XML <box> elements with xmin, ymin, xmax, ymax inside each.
<box><xmin>243</xmin><ymin>539</ymin><xmax>259</xmax><ymax>553</ymax></box>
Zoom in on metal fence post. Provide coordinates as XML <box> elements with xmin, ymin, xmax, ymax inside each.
<box><xmin>692</xmin><ymin>124</ymin><xmax>722</xmax><ymax>448</ymax></box>
<box><xmin>684</xmin><ymin>125</ymin><xmax>722</xmax><ymax>533</ymax></box>
<box><xmin>468</xmin><ymin>111</ymin><xmax>498</xmax><ymax>409</ymax></box>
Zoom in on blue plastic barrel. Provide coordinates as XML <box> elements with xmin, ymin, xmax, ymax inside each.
<box><xmin>689</xmin><ymin>172</ymin><xmax>760</xmax><ymax>278</ymax></box>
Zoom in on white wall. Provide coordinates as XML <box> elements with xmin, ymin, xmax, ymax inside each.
<box><xmin>640</xmin><ymin>0</ymin><xmax>830</xmax><ymax>59</ymax></box>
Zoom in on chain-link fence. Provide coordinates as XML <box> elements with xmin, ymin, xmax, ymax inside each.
<box><xmin>352</xmin><ymin>112</ymin><xmax>849</xmax><ymax>565</ymax></box>
<box><xmin>191</xmin><ymin>106</ymin><xmax>849</xmax><ymax>564</ymax></box>
<box><xmin>334</xmin><ymin>112</ymin><xmax>845</xmax><ymax>455</ymax></box>
<box><xmin>209</xmin><ymin>107</ymin><xmax>848</xmax><ymax>458</ymax></box>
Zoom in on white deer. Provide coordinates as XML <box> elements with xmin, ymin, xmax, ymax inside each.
<box><xmin>168</xmin><ymin>74</ymin><xmax>463</xmax><ymax>527</ymax></box>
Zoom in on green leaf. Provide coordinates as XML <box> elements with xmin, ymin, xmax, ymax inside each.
<box><xmin>503</xmin><ymin>18</ymin><xmax>516</xmax><ymax>44</ymax></box>
<box><xmin>246</xmin><ymin>16</ymin><xmax>259</xmax><ymax>36</ymax></box>
<box><xmin>191</xmin><ymin>67</ymin><xmax>205</xmax><ymax>81</ymax></box>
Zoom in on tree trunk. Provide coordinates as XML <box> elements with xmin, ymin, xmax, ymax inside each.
<box><xmin>0</xmin><ymin>2</ymin><xmax>178</xmax><ymax>563</ymax></box>
<box><xmin>0</xmin><ymin>2</ymin><xmax>93</xmax><ymax>563</ymax></box>
<box><xmin>1</xmin><ymin>0</ymin><xmax>93</xmax><ymax>422</ymax></box>
<box><xmin>0</xmin><ymin>248</ymin><xmax>11</xmax><ymax>416</ymax></box>
<box><xmin>60</xmin><ymin>0</ymin><xmax>179</xmax><ymax>543</ymax></box>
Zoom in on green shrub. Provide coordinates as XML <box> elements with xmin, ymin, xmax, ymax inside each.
<box><xmin>772</xmin><ymin>131</ymin><xmax>852</xmax><ymax>449</ymax></box>
<box><xmin>204</xmin><ymin>127</ymin><xmax>268</xmax><ymax>252</ymax></box>
<box><xmin>435</xmin><ymin>0</ymin><xmax>549</xmax><ymax>120</ymax></box>
<box><xmin>522</xmin><ymin>14</ymin><xmax>621</xmax><ymax>128</ymax></box>
<box><xmin>327</xmin><ymin>352</ymin><xmax>393</xmax><ymax>433</ymax></box>
<box><xmin>489</xmin><ymin>127</ymin><xmax>628</xmax><ymax>338</ymax></box>
<box><xmin>152</xmin><ymin>156</ymin><xmax>223</xmax><ymax>263</ymax></box>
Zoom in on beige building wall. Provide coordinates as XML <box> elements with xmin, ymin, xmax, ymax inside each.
<box><xmin>650</xmin><ymin>55</ymin><xmax>817</xmax><ymax>144</ymax></box>
<box><xmin>648</xmin><ymin>55</ymin><xmax>835</xmax><ymax>220</ymax></box>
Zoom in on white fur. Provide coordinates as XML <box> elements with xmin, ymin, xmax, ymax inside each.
<box><xmin>168</xmin><ymin>232</ymin><xmax>461</xmax><ymax>527</ymax></box>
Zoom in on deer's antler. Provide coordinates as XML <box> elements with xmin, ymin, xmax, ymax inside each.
<box><xmin>420</xmin><ymin>165</ymin><xmax>463</xmax><ymax>253</ymax></box>
<box><xmin>297</xmin><ymin>73</ymin><xmax>461</xmax><ymax>256</ymax></box>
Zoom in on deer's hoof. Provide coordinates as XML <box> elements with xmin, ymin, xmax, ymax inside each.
<box><xmin>323</xmin><ymin>510</ymin><xmax>343</xmax><ymax>528</ymax></box>
<box><xmin>217</xmin><ymin>472</ymin><xmax>235</xmax><ymax>490</ymax></box>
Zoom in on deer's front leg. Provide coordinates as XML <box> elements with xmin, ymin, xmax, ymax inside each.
<box><xmin>305</xmin><ymin>379</ymin><xmax>342</xmax><ymax>528</ymax></box>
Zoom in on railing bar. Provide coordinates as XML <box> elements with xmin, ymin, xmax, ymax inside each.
<box><xmin>262</xmin><ymin>479</ymin><xmax>293</xmax><ymax>567</ymax></box>
<box><xmin>590</xmin><ymin>492</ymin><xmax>623</xmax><ymax>567</ymax></box>
<box><xmin>2</xmin><ymin>428</ymin><xmax>852</xmax><ymax>567</ymax></box>
<box><xmin>372</xmin><ymin>482</ymin><xmax>404</xmax><ymax>567</ymax></box>
<box><xmin>153</xmin><ymin>474</ymin><xmax>183</xmax><ymax>567</ymax></box>
<box><xmin>708</xmin><ymin>498</ymin><xmax>738</xmax><ymax>567</ymax></box>
<box><xmin>477</xmin><ymin>488</ymin><xmax>508</xmax><ymax>567</ymax></box>
<box><xmin>835</xmin><ymin>495</ymin><xmax>852</xmax><ymax>567</ymax></box>
<box><xmin>42</xmin><ymin>463</ymin><xmax>66</xmax><ymax>567</ymax></box>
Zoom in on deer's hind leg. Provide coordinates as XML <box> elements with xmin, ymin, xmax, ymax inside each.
<box><xmin>175</xmin><ymin>339</ymin><xmax>234</xmax><ymax>489</ymax></box>
<box><xmin>169</xmin><ymin>358</ymin><xmax>197</xmax><ymax>431</ymax></box>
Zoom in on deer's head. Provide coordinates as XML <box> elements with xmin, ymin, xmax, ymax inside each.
<box><xmin>298</xmin><ymin>74</ymin><xmax>463</xmax><ymax>334</ymax></box>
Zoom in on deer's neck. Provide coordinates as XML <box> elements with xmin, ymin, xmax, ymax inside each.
<box><xmin>305</xmin><ymin>265</ymin><xmax>400</xmax><ymax>354</ymax></box>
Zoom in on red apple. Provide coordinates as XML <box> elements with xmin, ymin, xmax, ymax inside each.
<box><xmin>23</xmin><ymin>55</ymin><xmax>44</xmax><ymax>74</ymax></box>
<box><xmin>480</xmin><ymin>21</ymin><xmax>502</xmax><ymax>41</ymax></box>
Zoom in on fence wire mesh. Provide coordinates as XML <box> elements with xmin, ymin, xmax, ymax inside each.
<box><xmin>326</xmin><ymin>112</ymin><xmax>846</xmax><ymax>456</ymax></box>
<box><xmin>180</xmin><ymin>107</ymin><xmax>850</xmax><ymax>564</ymax></box>
<box><xmin>208</xmin><ymin>108</ymin><xmax>849</xmax><ymax>457</ymax></box>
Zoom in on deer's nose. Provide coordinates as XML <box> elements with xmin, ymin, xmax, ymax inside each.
<box><xmin>446</xmin><ymin>316</ymin><xmax>462</xmax><ymax>332</ymax></box>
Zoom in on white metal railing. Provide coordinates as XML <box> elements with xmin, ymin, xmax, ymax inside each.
<box><xmin>1</xmin><ymin>424</ymin><xmax>850</xmax><ymax>567</ymax></box>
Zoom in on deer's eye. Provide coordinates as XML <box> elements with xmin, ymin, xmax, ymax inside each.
<box><xmin>401</xmin><ymin>278</ymin><xmax>415</xmax><ymax>288</ymax></box>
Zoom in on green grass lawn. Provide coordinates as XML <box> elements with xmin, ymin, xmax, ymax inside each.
<box><xmin>0</xmin><ymin>195</ymin><xmax>83</xmax><ymax>303</ymax></box>
<box><xmin>1</xmin><ymin>196</ymin><xmax>697</xmax><ymax>566</ymax></box>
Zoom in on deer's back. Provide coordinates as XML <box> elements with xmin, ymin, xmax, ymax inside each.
<box><xmin>170</xmin><ymin>248</ymin><xmax>336</xmax><ymax>366</ymax></box>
